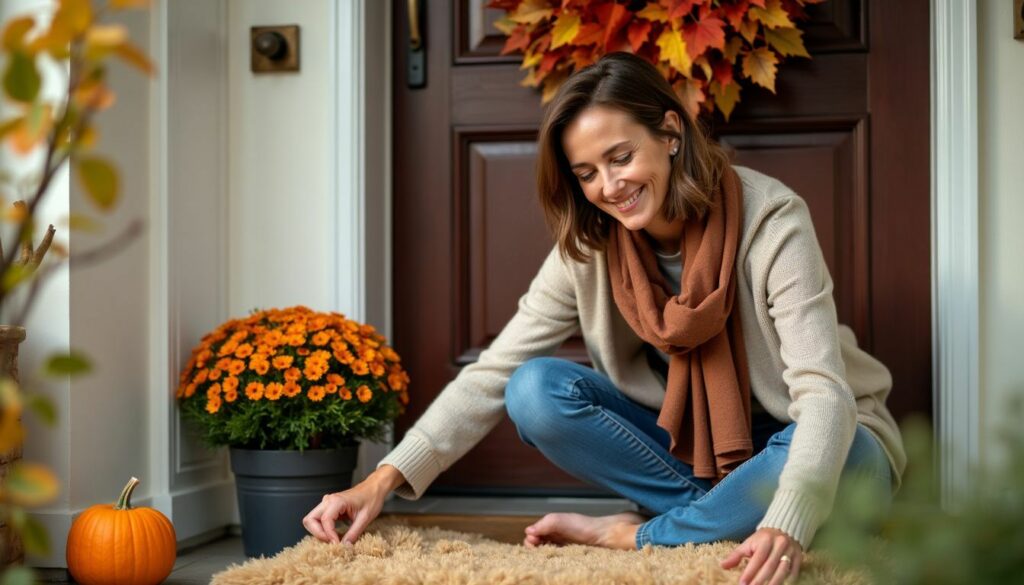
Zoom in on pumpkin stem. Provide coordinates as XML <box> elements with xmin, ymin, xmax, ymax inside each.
<box><xmin>114</xmin><ymin>477</ymin><xmax>141</xmax><ymax>510</ymax></box>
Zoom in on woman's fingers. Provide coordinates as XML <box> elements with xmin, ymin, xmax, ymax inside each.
<box><xmin>720</xmin><ymin>541</ymin><xmax>753</xmax><ymax>569</ymax></box>
<box><xmin>341</xmin><ymin>507</ymin><xmax>376</xmax><ymax>545</ymax></box>
<box><xmin>302</xmin><ymin>499</ymin><xmax>331</xmax><ymax>541</ymax></box>
<box><xmin>739</xmin><ymin>539</ymin><xmax>773</xmax><ymax>584</ymax></box>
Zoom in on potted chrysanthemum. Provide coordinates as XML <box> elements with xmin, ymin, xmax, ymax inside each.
<box><xmin>175</xmin><ymin>305</ymin><xmax>409</xmax><ymax>558</ymax></box>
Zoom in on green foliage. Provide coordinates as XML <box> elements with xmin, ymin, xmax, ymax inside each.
<box><xmin>178</xmin><ymin>381</ymin><xmax>402</xmax><ymax>451</ymax></box>
<box><xmin>817</xmin><ymin>400</ymin><xmax>1024</xmax><ymax>584</ymax></box>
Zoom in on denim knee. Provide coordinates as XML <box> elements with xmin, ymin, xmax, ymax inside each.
<box><xmin>505</xmin><ymin>357</ymin><xmax>576</xmax><ymax>442</ymax></box>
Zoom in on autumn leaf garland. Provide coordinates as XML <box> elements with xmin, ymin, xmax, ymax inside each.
<box><xmin>490</xmin><ymin>0</ymin><xmax>822</xmax><ymax>120</ymax></box>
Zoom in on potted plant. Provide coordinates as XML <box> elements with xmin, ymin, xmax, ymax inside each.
<box><xmin>175</xmin><ymin>305</ymin><xmax>410</xmax><ymax>558</ymax></box>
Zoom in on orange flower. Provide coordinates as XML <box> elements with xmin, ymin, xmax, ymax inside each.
<box><xmin>234</xmin><ymin>343</ymin><xmax>254</xmax><ymax>358</ymax></box>
<box><xmin>382</xmin><ymin>347</ymin><xmax>400</xmax><ymax>362</ymax></box>
<box><xmin>370</xmin><ymin>362</ymin><xmax>385</xmax><ymax>377</ymax></box>
<box><xmin>360</xmin><ymin>348</ymin><xmax>377</xmax><ymax>362</ymax></box>
<box><xmin>193</xmin><ymin>369</ymin><xmax>209</xmax><ymax>384</ymax></box>
<box><xmin>285</xmin><ymin>367</ymin><xmax>302</xmax><ymax>382</ymax></box>
<box><xmin>272</xmin><ymin>355</ymin><xmax>293</xmax><ymax>370</ymax></box>
<box><xmin>206</xmin><ymin>383</ymin><xmax>222</xmax><ymax>400</ymax></box>
<box><xmin>245</xmin><ymin>382</ymin><xmax>264</xmax><ymax>401</ymax></box>
<box><xmin>356</xmin><ymin>385</ymin><xmax>372</xmax><ymax>403</ymax></box>
<box><xmin>184</xmin><ymin>383</ymin><xmax>197</xmax><ymax>398</ymax></box>
<box><xmin>399</xmin><ymin>391</ymin><xmax>409</xmax><ymax>405</ymax></box>
<box><xmin>307</xmin><ymin>385</ymin><xmax>326</xmax><ymax>402</ymax></box>
<box><xmin>208</xmin><ymin>368</ymin><xmax>222</xmax><ymax>381</ymax></box>
<box><xmin>222</xmin><ymin>376</ymin><xmax>239</xmax><ymax>392</ymax></box>
<box><xmin>343</xmin><ymin>331</ymin><xmax>361</xmax><ymax>346</ymax></box>
<box><xmin>287</xmin><ymin>334</ymin><xmax>307</xmax><ymax>347</ymax></box>
<box><xmin>312</xmin><ymin>331</ymin><xmax>331</xmax><ymax>346</ymax></box>
<box><xmin>283</xmin><ymin>381</ymin><xmax>302</xmax><ymax>398</ymax></box>
<box><xmin>218</xmin><ymin>340</ymin><xmax>239</xmax><ymax>357</ymax></box>
<box><xmin>327</xmin><ymin>373</ymin><xmax>345</xmax><ymax>386</ymax></box>
<box><xmin>224</xmin><ymin>388</ymin><xmax>238</xmax><ymax>403</ymax></box>
<box><xmin>216</xmin><ymin>357</ymin><xmax>233</xmax><ymax>371</ymax></box>
<box><xmin>264</xmin><ymin>330</ymin><xmax>284</xmax><ymax>346</ymax></box>
<box><xmin>324</xmin><ymin>384</ymin><xmax>338</xmax><ymax>395</ymax></box>
<box><xmin>339</xmin><ymin>387</ymin><xmax>353</xmax><ymax>400</ymax></box>
<box><xmin>265</xmin><ymin>382</ymin><xmax>284</xmax><ymax>401</ymax></box>
<box><xmin>206</xmin><ymin>395</ymin><xmax>221</xmax><ymax>414</ymax></box>
<box><xmin>296</xmin><ymin>348</ymin><xmax>311</xmax><ymax>356</ymax></box>
<box><xmin>228</xmin><ymin>360</ymin><xmax>246</xmax><ymax>376</ymax></box>
<box><xmin>249</xmin><ymin>356</ymin><xmax>270</xmax><ymax>375</ymax></box>
<box><xmin>351</xmin><ymin>360</ymin><xmax>369</xmax><ymax>376</ymax></box>
<box><xmin>304</xmin><ymin>361</ymin><xmax>325</xmax><ymax>381</ymax></box>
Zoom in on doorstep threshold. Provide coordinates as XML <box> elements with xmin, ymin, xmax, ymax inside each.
<box><xmin>381</xmin><ymin>495</ymin><xmax>638</xmax><ymax>516</ymax></box>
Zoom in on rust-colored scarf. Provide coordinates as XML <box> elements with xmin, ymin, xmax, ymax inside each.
<box><xmin>605</xmin><ymin>167</ymin><xmax>752</xmax><ymax>481</ymax></box>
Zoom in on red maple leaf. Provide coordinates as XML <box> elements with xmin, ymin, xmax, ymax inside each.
<box><xmin>627</xmin><ymin>20</ymin><xmax>652</xmax><ymax>52</ymax></box>
<box><xmin>574</xmin><ymin>22</ymin><xmax>604</xmax><ymax>46</ymax></box>
<box><xmin>712</xmin><ymin>58</ymin><xmax>734</xmax><ymax>85</ymax></box>
<box><xmin>681</xmin><ymin>17</ymin><xmax>726</xmax><ymax>59</ymax></box>
<box><xmin>501</xmin><ymin>24</ymin><xmax>533</xmax><ymax>55</ymax></box>
<box><xmin>595</xmin><ymin>2</ymin><xmax>633</xmax><ymax>51</ymax></box>
<box><xmin>659</xmin><ymin>0</ymin><xmax>698</xmax><ymax>21</ymax></box>
<box><xmin>719</xmin><ymin>0</ymin><xmax>751</xmax><ymax>29</ymax></box>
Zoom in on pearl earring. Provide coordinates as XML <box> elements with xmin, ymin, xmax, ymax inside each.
<box><xmin>670</xmin><ymin>145</ymin><xmax>679</xmax><ymax>156</ymax></box>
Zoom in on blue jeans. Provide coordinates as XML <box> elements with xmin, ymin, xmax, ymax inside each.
<box><xmin>504</xmin><ymin>357</ymin><xmax>893</xmax><ymax>549</ymax></box>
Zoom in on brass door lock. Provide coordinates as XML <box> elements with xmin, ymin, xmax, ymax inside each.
<box><xmin>251</xmin><ymin>25</ymin><xmax>300</xmax><ymax>73</ymax></box>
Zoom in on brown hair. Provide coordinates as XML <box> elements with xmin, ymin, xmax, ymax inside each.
<box><xmin>536</xmin><ymin>52</ymin><xmax>732</xmax><ymax>262</ymax></box>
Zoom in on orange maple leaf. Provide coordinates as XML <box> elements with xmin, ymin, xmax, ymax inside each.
<box><xmin>627</xmin><ymin>20</ymin><xmax>652</xmax><ymax>52</ymax></box>
<box><xmin>681</xmin><ymin>17</ymin><xmax>726</xmax><ymax>60</ymax></box>
<box><xmin>742</xmin><ymin>46</ymin><xmax>778</xmax><ymax>92</ymax></box>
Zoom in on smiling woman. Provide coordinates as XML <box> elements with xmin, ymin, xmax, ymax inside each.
<box><xmin>305</xmin><ymin>51</ymin><xmax>906</xmax><ymax>585</ymax></box>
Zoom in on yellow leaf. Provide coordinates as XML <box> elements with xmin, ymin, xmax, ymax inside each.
<box><xmin>739</xmin><ymin>19</ymin><xmax>758</xmax><ymax>43</ymax></box>
<box><xmin>764</xmin><ymin>26</ymin><xmax>809</xmax><ymax>57</ymax></box>
<box><xmin>114</xmin><ymin>41</ymin><xmax>155</xmax><ymax>75</ymax></box>
<box><xmin>0</xmin><ymin>379</ymin><xmax>24</xmax><ymax>453</ymax></box>
<box><xmin>76</xmin><ymin>156</ymin><xmax>119</xmax><ymax>210</ymax></box>
<box><xmin>711</xmin><ymin>80</ymin><xmax>741</xmax><ymax>121</ymax></box>
<box><xmin>61</xmin><ymin>212</ymin><xmax>103</xmax><ymax>233</ymax></box>
<box><xmin>519</xmin><ymin>69</ymin><xmax>540</xmax><ymax>88</ymax></box>
<box><xmin>723</xmin><ymin>36</ymin><xmax>744</xmax><ymax>63</ymax></box>
<box><xmin>54</xmin><ymin>0</ymin><xmax>93</xmax><ymax>37</ymax></box>
<box><xmin>84</xmin><ymin>24</ymin><xmax>127</xmax><ymax>52</ymax></box>
<box><xmin>521</xmin><ymin>49</ymin><xmax>543</xmax><ymax>70</ymax></box>
<box><xmin>656</xmin><ymin>28</ymin><xmax>691</xmax><ymax>75</ymax></box>
<box><xmin>550</xmin><ymin>12</ymin><xmax>580</xmax><ymax>49</ymax></box>
<box><xmin>110</xmin><ymin>0</ymin><xmax>150</xmax><ymax>8</ymax></box>
<box><xmin>749</xmin><ymin>0</ymin><xmax>794</xmax><ymax>29</ymax></box>
<box><xmin>493</xmin><ymin>16</ymin><xmax>517</xmax><ymax>35</ymax></box>
<box><xmin>510</xmin><ymin>0</ymin><xmax>553</xmax><ymax>25</ymax></box>
<box><xmin>742</xmin><ymin>47</ymin><xmax>779</xmax><ymax>92</ymax></box>
<box><xmin>74</xmin><ymin>79</ymin><xmax>116</xmax><ymax>111</ymax></box>
<box><xmin>2</xmin><ymin>16</ymin><xmax>36</xmax><ymax>52</ymax></box>
<box><xmin>4</xmin><ymin>461</ymin><xmax>60</xmax><ymax>507</ymax></box>
<box><xmin>637</xmin><ymin>2</ymin><xmax>669</xmax><ymax>23</ymax></box>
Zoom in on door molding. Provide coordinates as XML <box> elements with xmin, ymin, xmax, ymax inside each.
<box><xmin>931</xmin><ymin>0</ymin><xmax>979</xmax><ymax>504</ymax></box>
<box><xmin>333</xmin><ymin>0</ymin><xmax>394</xmax><ymax>480</ymax></box>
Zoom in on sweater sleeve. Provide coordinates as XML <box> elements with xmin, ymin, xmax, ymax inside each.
<box><xmin>377</xmin><ymin>246</ymin><xmax>580</xmax><ymax>499</ymax></box>
<box><xmin>753</xmin><ymin>195</ymin><xmax>859</xmax><ymax>550</ymax></box>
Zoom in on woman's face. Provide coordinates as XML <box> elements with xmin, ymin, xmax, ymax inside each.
<box><xmin>562</xmin><ymin>105</ymin><xmax>681</xmax><ymax>234</ymax></box>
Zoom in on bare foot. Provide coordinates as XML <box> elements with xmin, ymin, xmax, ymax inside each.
<box><xmin>522</xmin><ymin>511</ymin><xmax>646</xmax><ymax>550</ymax></box>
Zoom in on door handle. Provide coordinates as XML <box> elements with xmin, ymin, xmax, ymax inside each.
<box><xmin>407</xmin><ymin>0</ymin><xmax>426</xmax><ymax>88</ymax></box>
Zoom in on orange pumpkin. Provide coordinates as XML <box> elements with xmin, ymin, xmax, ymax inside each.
<box><xmin>67</xmin><ymin>477</ymin><xmax>177</xmax><ymax>585</ymax></box>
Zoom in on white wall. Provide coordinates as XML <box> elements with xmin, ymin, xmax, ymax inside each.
<box><xmin>978</xmin><ymin>0</ymin><xmax>1024</xmax><ymax>465</ymax></box>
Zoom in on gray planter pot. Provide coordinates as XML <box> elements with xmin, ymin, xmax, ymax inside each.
<box><xmin>229</xmin><ymin>445</ymin><xmax>359</xmax><ymax>558</ymax></box>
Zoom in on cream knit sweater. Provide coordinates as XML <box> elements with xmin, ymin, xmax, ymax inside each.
<box><xmin>378</xmin><ymin>165</ymin><xmax>907</xmax><ymax>549</ymax></box>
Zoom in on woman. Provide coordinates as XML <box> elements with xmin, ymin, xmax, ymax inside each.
<box><xmin>303</xmin><ymin>52</ymin><xmax>905</xmax><ymax>585</ymax></box>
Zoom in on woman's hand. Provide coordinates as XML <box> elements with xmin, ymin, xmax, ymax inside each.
<box><xmin>302</xmin><ymin>465</ymin><xmax>405</xmax><ymax>544</ymax></box>
<box><xmin>720</xmin><ymin>527</ymin><xmax>802</xmax><ymax>585</ymax></box>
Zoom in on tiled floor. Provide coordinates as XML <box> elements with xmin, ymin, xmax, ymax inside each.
<box><xmin>166</xmin><ymin>535</ymin><xmax>248</xmax><ymax>585</ymax></box>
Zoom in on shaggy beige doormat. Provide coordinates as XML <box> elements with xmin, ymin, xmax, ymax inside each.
<box><xmin>210</xmin><ymin>520</ymin><xmax>868</xmax><ymax>585</ymax></box>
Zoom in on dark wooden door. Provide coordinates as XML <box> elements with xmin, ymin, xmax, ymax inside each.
<box><xmin>392</xmin><ymin>0</ymin><xmax>930</xmax><ymax>496</ymax></box>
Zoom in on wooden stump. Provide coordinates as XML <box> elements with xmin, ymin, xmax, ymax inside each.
<box><xmin>0</xmin><ymin>325</ymin><xmax>27</xmax><ymax>568</ymax></box>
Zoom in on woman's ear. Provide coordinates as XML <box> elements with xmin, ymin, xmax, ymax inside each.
<box><xmin>660</xmin><ymin>110</ymin><xmax>682</xmax><ymax>147</ymax></box>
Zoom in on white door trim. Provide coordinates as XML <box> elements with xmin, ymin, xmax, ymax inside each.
<box><xmin>931</xmin><ymin>0</ymin><xmax>979</xmax><ymax>504</ymax></box>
